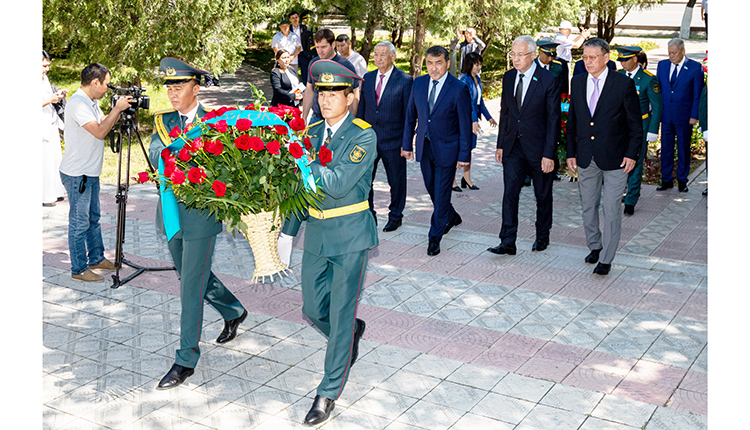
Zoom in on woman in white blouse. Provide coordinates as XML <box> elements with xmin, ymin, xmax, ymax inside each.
<box><xmin>42</xmin><ymin>49</ymin><xmax>67</xmax><ymax>207</ymax></box>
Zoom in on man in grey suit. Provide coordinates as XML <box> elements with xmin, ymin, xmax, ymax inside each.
<box><xmin>566</xmin><ymin>38</ymin><xmax>642</xmax><ymax>275</ymax></box>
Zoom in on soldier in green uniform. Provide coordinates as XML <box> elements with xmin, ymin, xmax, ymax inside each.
<box><xmin>535</xmin><ymin>40</ymin><xmax>568</xmax><ymax>180</ymax></box>
<box><xmin>277</xmin><ymin>59</ymin><xmax>378</xmax><ymax>426</ymax></box>
<box><xmin>148</xmin><ymin>58</ymin><xmax>247</xmax><ymax>389</ymax></box>
<box><xmin>616</xmin><ymin>46</ymin><xmax>663</xmax><ymax>215</ymax></box>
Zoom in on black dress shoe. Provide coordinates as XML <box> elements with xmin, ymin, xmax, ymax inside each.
<box><xmin>350</xmin><ymin>319</ymin><xmax>366</xmax><ymax>366</ymax></box>
<box><xmin>427</xmin><ymin>240</ymin><xmax>440</xmax><ymax>256</ymax></box>
<box><xmin>488</xmin><ymin>243</ymin><xmax>516</xmax><ymax>255</ymax></box>
<box><xmin>678</xmin><ymin>180</ymin><xmax>688</xmax><ymax>192</ymax></box>
<box><xmin>157</xmin><ymin>363</ymin><xmax>194</xmax><ymax>390</ymax></box>
<box><xmin>554</xmin><ymin>173</ymin><xmax>561</xmax><ymax>181</ymax></box>
<box><xmin>444</xmin><ymin>213</ymin><xmax>462</xmax><ymax>235</ymax></box>
<box><xmin>624</xmin><ymin>204</ymin><xmax>635</xmax><ymax>215</ymax></box>
<box><xmin>523</xmin><ymin>176</ymin><xmax>532</xmax><ymax>186</ymax></box>
<box><xmin>532</xmin><ymin>238</ymin><xmax>549</xmax><ymax>252</ymax></box>
<box><xmin>304</xmin><ymin>395</ymin><xmax>335</xmax><ymax>426</ymax></box>
<box><xmin>452</xmin><ymin>186</ymin><xmax>462</xmax><ymax>192</ymax></box>
<box><xmin>656</xmin><ymin>181</ymin><xmax>673</xmax><ymax>191</ymax></box>
<box><xmin>702</xmin><ymin>188</ymin><xmax>708</xmax><ymax>196</ymax></box>
<box><xmin>216</xmin><ymin>309</ymin><xmax>248</xmax><ymax>344</ymax></box>
<box><xmin>461</xmin><ymin>177</ymin><xmax>479</xmax><ymax>190</ymax></box>
<box><xmin>593</xmin><ymin>262</ymin><xmax>611</xmax><ymax>275</ymax></box>
<box><xmin>383</xmin><ymin>219</ymin><xmax>402</xmax><ymax>232</ymax></box>
<box><xmin>585</xmin><ymin>248</ymin><xmax>602</xmax><ymax>264</ymax></box>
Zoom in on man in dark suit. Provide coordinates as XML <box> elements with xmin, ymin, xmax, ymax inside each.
<box><xmin>489</xmin><ymin>36</ymin><xmax>560</xmax><ymax>256</ymax></box>
<box><xmin>148</xmin><ymin>58</ymin><xmax>247</xmax><ymax>389</ymax></box>
<box><xmin>566</xmin><ymin>38</ymin><xmax>642</xmax><ymax>275</ymax></box>
<box><xmin>289</xmin><ymin>10</ymin><xmax>311</xmax><ymax>84</ymax></box>
<box><xmin>656</xmin><ymin>38</ymin><xmax>704</xmax><ymax>192</ymax></box>
<box><xmin>402</xmin><ymin>45</ymin><xmax>472</xmax><ymax>256</ymax></box>
<box><xmin>357</xmin><ymin>41</ymin><xmax>413</xmax><ymax>232</ymax></box>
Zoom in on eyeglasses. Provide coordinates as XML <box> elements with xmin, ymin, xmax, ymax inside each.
<box><xmin>581</xmin><ymin>53</ymin><xmax>607</xmax><ymax>61</ymax></box>
<box><xmin>78</xmin><ymin>175</ymin><xmax>87</xmax><ymax>194</ymax></box>
<box><xmin>509</xmin><ymin>52</ymin><xmax>533</xmax><ymax>59</ymax></box>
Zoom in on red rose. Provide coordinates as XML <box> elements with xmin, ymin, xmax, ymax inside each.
<box><xmin>164</xmin><ymin>157</ymin><xmax>176</xmax><ymax>176</ymax></box>
<box><xmin>244</xmin><ymin>103</ymin><xmax>256</xmax><ymax>111</ymax></box>
<box><xmin>202</xmin><ymin>110</ymin><xmax>217</xmax><ymax>121</ymax></box>
<box><xmin>289</xmin><ymin>117</ymin><xmax>306</xmax><ymax>131</ymax></box>
<box><xmin>211</xmin><ymin>120</ymin><xmax>228</xmax><ymax>133</ymax></box>
<box><xmin>235</xmin><ymin>118</ymin><xmax>253</xmax><ymax>131</ymax></box>
<box><xmin>187</xmin><ymin>167</ymin><xmax>206</xmax><ymax>184</ymax></box>
<box><xmin>319</xmin><ymin>145</ymin><xmax>333</xmax><ymax>167</ymax></box>
<box><xmin>137</xmin><ymin>172</ymin><xmax>150</xmax><ymax>184</ymax></box>
<box><xmin>249</xmin><ymin>136</ymin><xmax>265</xmax><ymax>152</ymax></box>
<box><xmin>205</xmin><ymin>139</ymin><xmax>223</xmax><ymax>155</ymax></box>
<box><xmin>212</xmin><ymin>180</ymin><xmax>227</xmax><ymax>197</ymax></box>
<box><xmin>169</xmin><ymin>126</ymin><xmax>181</xmax><ymax>138</ymax></box>
<box><xmin>170</xmin><ymin>168</ymin><xmax>186</xmax><ymax>185</ymax></box>
<box><xmin>191</xmin><ymin>137</ymin><xmax>204</xmax><ymax>152</ymax></box>
<box><xmin>288</xmin><ymin>140</ymin><xmax>303</xmax><ymax>159</ymax></box>
<box><xmin>287</xmin><ymin>106</ymin><xmax>302</xmax><ymax>117</ymax></box>
<box><xmin>303</xmin><ymin>137</ymin><xmax>312</xmax><ymax>151</ymax></box>
<box><xmin>161</xmin><ymin>148</ymin><xmax>173</xmax><ymax>161</ymax></box>
<box><xmin>235</xmin><ymin>134</ymin><xmax>252</xmax><ymax>150</ymax></box>
<box><xmin>216</xmin><ymin>106</ymin><xmax>230</xmax><ymax>116</ymax></box>
<box><xmin>274</xmin><ymin>124</ymin><xmax>288</xmax><ymax>135</ymax></box>
<box><xmin>267</xmin><ymin>140</ymin><xmax>281</xmax><ymax>155</ymax></box>
<box><xmin>178</xmin><ymin>146</ymin><xmax>192</xmax><ymax>162</ymax></box>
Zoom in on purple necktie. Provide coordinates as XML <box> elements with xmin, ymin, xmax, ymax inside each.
<box><xmin>375</xmin><ymin>74</ymin><xmax>385</xmax><ymax>106</ymax></box>
<box><xmin>589</xmin><ymin>77</ymin><xmax>600</xmax><ymax>116</ymax></box>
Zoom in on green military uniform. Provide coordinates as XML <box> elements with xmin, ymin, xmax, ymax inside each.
<box><xmin>616</xmin><ymin>47</ymin><xmax>663</xmax><ymax>208</ymax></box>
<box><xmin>148</xmin><ymin>58</ymin><xmax>245</xmax><ymax>370</ymax></box>
<box><xmin>282</xmin><ymin>60</ymin><xmax>378</xmax><ymax>403</ymax></box>
<box><xmin>536</xmin><ymin>40</ymin><xmax>568</xmax><ymax>180</ymax></box>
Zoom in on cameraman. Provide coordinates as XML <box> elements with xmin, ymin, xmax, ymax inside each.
<box><xmin>59</xmin><ymin>63</ymin><xmax>133</xmax><ymax>282</ymax></box>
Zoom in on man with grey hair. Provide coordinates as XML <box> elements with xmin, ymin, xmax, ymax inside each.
<box><xmin>488</xmin><ymin>35</ymin><xmax>560</xmax><ymax>256</ymax></box>
<box><xmin>655</xmin><ymin>37</ymin><xmax>704</xmax><ymax>192</ymax></box>
<box><xmin>357</xmin><ymin>41</ymin><xmax>413</xmax><ymax>232</ymax></box>
<box><xmin>566</xmin><ymin>37</ymin><xmax>642</xmax><ymax>275</ymax></box>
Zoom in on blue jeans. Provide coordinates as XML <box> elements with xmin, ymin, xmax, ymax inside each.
<box><xmin>60</xmin><ymin>172</ymin><xmax>105</xmax><ymax>275</ymax></box>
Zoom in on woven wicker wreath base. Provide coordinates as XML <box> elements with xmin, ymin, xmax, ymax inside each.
<box><xmin>241</xmin><ymin>210</ymin><xmax>290</xmax><ymax>283</ymax></box>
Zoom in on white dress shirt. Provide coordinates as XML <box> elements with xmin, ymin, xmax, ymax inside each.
<box><xmin>513</xmin><ymin>61</ymin><xmax>537</xmax><ymax>106</ymax></box>
<box><xmin>586</xmin><ymin>67</ymin><xmax>609</xmax><ymax>112</ymax></box>
<box><xmin>427</xmin><ymin>71</ymin><xmax>450</xmax><ymax>105</ymax></box>
<box><xmin>375</xmin><ymin>65</ymin><xmax>394</xmax><ymax>96</ymax></box>
<box><xmin>669</xmin><ymin>56</ymin><xmax>687</xmax><ymax>81</ymax></box>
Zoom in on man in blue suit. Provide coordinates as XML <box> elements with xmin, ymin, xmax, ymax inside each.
<box><xmin>357</xmin><ymin>41</ymin><xmax>413</xmax><ymax>232</ymax></box>
<box><xmin>402</xmin><ymin>45</ymin><xmax>473</xmax><ymax>256</ymax></box>
<box><xmin>489</xmin><ymin>36</ymin><xmax>560</xmax><ymax>256</ymax></box>
<box><xmin>656</xmin><ymin>38</ymin><xmax>704</xmax><ymax>192</ymax></box>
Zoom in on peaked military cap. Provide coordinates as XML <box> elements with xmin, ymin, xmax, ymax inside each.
<box><xmin>615</xmin><ymin>46</ymin><xmax>642</xmax><ymax>62</ymax></box>
<box><xmin>309</xmin><ymin>59</ymin><xmax>363</xmax><ymax>90</ymax></box>
<box><xmin>160</xmin><ymin>57</ymin><xmax>219</xmax><ymax>87</ymax></box>
<box><xmin>537</xmin><ymin>40</ymin><xmax>560</xmax><ymax>56</ymax></box>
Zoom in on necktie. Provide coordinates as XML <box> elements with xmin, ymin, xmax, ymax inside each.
<box><xmin>670</xmin><ymin>65</ymin><xmax>678</xmax><ymax>85</ymax></box>
<box><xmin>180</xmin><ymin>114</ymin><xmax>188</xmax><ymax>131</ymax></box>
<box><xmin>428</xmin><ymin>80</ymin><xmax>438</xmax><ymax>114</ymax></box>
<box><xmin>589</xmin><ymin>77</ymin><xmax>600</xmax><ymax>116</ymax></box>
<box><xmin>326</xmin><ymin>128</ymin><xmax>333</xmax><ymax>144</ymax></box>
<box><xmin>627</xmin><ymin>71</ymin><xmax>633</xmax><ymax>79</ymax></box>
<box><xmin>375</xmin><ymin>74</ymin><xmax>385</xmax><ymax>106</ymax></box>
<box><xmin>515</xmin><ymin>73</ymin><xmax>525</xmax><ymax>110</ymax></box>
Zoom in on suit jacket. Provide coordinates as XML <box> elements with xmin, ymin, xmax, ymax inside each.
<box><xmin>496</xmin><ymin>66</ymin><xmax>560</xmax><ymax>161</ymax></box>
<box><xmin>566</xmin><ymin>71</ymin><xmax>643</xmax><ymax>170</ymax></box>
<box><xmin>356</xmin><ymin>66</ymin><xmax>413</xmax><ymax>151</ymax></box>
<box><xmin>402</xmin><ymin>72</ymin><xmax>473</xmax><ymax>166</ymax></box>
<box><xmin>281</xmin><ymin>114</ymin><xmax>379</xmax><ymax>257</ymax></box>
<box><xmin>699</xmin><ymin>83</ymin><xmax>707</xmax><ymax>132</ymax></box>
<box><xmin>458</xmin><ymin>73</ymin><xmax>492</xmax><ymax>123</ymax></box>
<box><xmin>270</xmin><ymin>68</ymin><xmax>298</xmax><ymax>107</ymax></box>
<box><xmin>618</xmin><ymin>67</ymin><xmax>662</xmax><ymax>135</ymax></box>
<box><xmin>148</xmin><ymin>104</ymin><xmax>222</xmax><ymax>240</ymax></box>
<box><xmin>657</xmin><ymin>58</ymin><xmax>704</xmax><ymax>125</ymax></box>
<box><xmin>535</xmin><ymin>57</ymin><xmax>569</xmax><ymax>97</ymax></box>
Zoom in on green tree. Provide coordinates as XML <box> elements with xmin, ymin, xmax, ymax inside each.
<box><xmin>579</xmin><ymin>0</ymin><xmax>666</xmax><ymax>42</ymax></box>
<box><xmin>43</xmin><ymin>0</ymin><xmax>267</xmax><ymax>83</ymax></box>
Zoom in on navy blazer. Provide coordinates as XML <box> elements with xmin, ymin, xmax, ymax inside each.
<box><xmin>357</xmin><ymin>66</ymin><xmax>413</xmax><ymax>151</ymax></box>
<box><xmin>458</xmin><ymin>73</ymin><xmax>492</xmax><ymax>123</ymax></box>
<box><xmin>402</xmin><ymin>72</ymin><xmax>473</xmax><ymax>166</ymax></box>
<box><xmin>496</xmin><ymin>66</ymin><xmax>560</xmax><ymax>161</ymax></box>
<box><xmin>566</xmin><ymin>71</ymin><xmax>643</xmax><ymax>171</ymax></box>
<box><xmin>270</xmin><ymin>68</ymin><xmax>299</xmax><ymax>107</ymax></box>
<box><xmin>656</xmin><ymin>58</ymin><xmax>704</xmax><ymax>125</ymax></box>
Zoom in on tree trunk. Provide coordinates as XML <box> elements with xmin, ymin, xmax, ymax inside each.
<box><xmin>396</xmin><ymin>26</ymin><xmax>404</xmax><ymax>48</ymax></box>
<box><xmin>350</xmin><ymin>26</ymin><xmax>357</xmax><ymax>49</ymax></box>
<box><xmin>360</xmin><ymin>3</ymin><xmax>380</xmax><ymax>63</ymax></box>
<box><xmin>680</xmin><ymin>0</ymin><xmax>698</xmax><ymax>39</ymax></box>
<box><xmin>409</xmin><ymin>8</ymin><xmax>426</xmax><ymax>77</ymax></box>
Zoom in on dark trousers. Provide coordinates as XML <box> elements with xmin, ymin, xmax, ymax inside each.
<box><xmin>499</xmin><ymin>143</ymin><xmax>553</xmax><ymax>245</ymax></box>
<box><xmin>299</xmin><ymin>53</ymin><xmax>310</xmax><ymax>86</ymax></box>
<box><xmin>660</xmin><ymin>121</ymin><xmax>693</xmax><ymax>183</ymax></box>
<box><xmin>368</xmin><ymin>147</ymin><xmax>407</xmax><ymax>222</ymax></box>
<box><xmin>420</xmin><ymin>139</ymin><xmax>459</xmax><ymax>242</ymax></box>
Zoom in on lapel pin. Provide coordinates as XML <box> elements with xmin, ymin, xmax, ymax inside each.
<box><xmin>532</xmin><ymin>77</ymin><xmax>538</xmax><ymax>81</ymax></box>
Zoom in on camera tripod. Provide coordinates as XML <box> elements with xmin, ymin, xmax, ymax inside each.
<box><xmin>110</xmin><ymin>110</ymin><xmax>175</xmax><ymax>289</ymax></box>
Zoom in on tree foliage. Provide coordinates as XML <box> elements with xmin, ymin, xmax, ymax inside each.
<box><xmin>579</xmin><ymin>0</ymin><xmax>666</xmax><ymax>42</ymax></box>
<box><xmin>43</xmin><ymin>0</ymin><xmax>267</xmax><ymax>82</ymax></box>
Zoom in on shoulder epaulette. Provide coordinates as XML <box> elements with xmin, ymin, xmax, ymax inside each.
<box><xmin>352</xmin><ymin>118</ymin><xmax>372</xmax><ymax>130</ymax></box>
<box><xmin>308</xmin><ymin>119</ymin><xmax>324</xmax><ymax>129</ymax></box>
<box><xmin>154</xmin><ymin>109</ymin><xmax>176</xmax><ymax>116</ymax></box>
<box><xmin>616</xmin><ymin>68</ymin><xmax>624</xmax><ymax>72</ymax></box>
<box><xmin>643</xmin><ymin>69</ymin><xmax>654</xmax><ymax>76</ymax></box>
<box><xmin>552</xmin><ymin>60</ymin><xmax>562</xmax><ymax>65</ymax></box>
<box><xmin>154</xmin><ymin>111</ymin><xmax>172</xmax><ymax>143</ymax></box>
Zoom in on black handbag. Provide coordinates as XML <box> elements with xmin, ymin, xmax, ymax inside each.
<box><xmin>50</xmin><ymin>84</ymin><xmax>66</xmax><ymax>122</ymax></box>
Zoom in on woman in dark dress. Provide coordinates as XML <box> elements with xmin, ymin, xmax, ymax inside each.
<box><xmin>270</xmin><ymin>49</ymin><xmax>303</xmax><ymax>107</ymax></box>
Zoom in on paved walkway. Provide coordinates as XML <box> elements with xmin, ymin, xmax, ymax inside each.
<box><xmin>43</xmin><ymin>51</ymin><xmax>708</xmax><ymax>429</ymax></box>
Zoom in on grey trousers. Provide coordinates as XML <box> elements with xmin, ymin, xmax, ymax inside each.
<box><xmin>577</xmin><ymin>160</ymin><xmax>628</xmax><ymax>265</ymax></box>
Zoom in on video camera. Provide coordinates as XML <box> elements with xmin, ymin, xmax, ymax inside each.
<box><xmin>108</xmin><ymin>84</ymin><xmax>150</xmax><ymax>116</ymax></box>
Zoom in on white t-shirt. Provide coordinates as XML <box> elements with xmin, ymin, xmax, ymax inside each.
<box><xmin>345</xmin><ymin>51</ymin><xmax>368</xmax><ymax>78</ymax></box>
<box><xmin>60</xmin><ymin>88</ymin><xmax>106</xmax><ymax>177</ymax></box>
<box><xmin>272</xmin><ymin>31</ymin><xmax>302</xmax><ymax>66</ymax></box>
